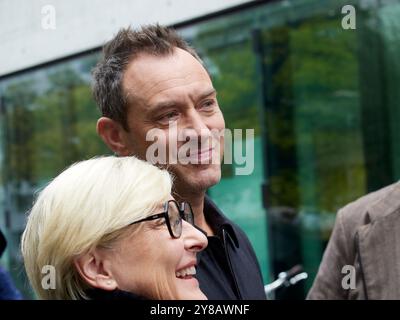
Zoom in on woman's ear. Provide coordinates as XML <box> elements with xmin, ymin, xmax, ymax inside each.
<box><xmin>74</xmin><ymin>250</ymin><xmax>117</xmax><ymax>291</ymax></box>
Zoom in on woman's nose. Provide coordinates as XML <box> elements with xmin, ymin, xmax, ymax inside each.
<box><xmin>182</xmin><ymin>220</ymin><xmax>208</xmax><ymax>252</ymax></box>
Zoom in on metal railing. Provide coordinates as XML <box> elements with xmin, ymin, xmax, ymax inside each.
<box><xmin>264</xmin><ymin>265</ymin><xmax>308</xmax><ymax>300</ymax></box>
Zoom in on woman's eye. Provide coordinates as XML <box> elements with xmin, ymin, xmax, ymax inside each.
<box><xmin>173</xmin><ymin>218</ymin><xmax>180</xmax><ymax>227</ymax></box>
<box><xmin>154</xmin><ymin>218</ymin><xmax>167</xmax><ymax>227</ymax></box>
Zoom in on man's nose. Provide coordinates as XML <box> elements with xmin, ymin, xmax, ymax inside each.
<box><xmin>180</xmin><ymin>109</ymin><xmax>212</xmax><ymax>145</ymax></box>
<box><xmin>182</xmin><ymin>220</ymin><xmax>208</xmax><ymax>253</ymax></box>
<box><xmin>182</xmin><ymin>108</ymin><xmax>210</xmax><ymax>136</ymax></box>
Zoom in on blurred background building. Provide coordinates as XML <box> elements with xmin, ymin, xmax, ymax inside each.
<box><xmin>1</xmin><ymin>0</ymin><xmax>400</xmax><ymax>299</ymax></box>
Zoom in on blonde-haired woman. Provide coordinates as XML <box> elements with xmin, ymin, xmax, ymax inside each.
<box><xmin>21</xmin><ymin>156</ymin><xmax>208</xmax><ymax>300</ymax></box>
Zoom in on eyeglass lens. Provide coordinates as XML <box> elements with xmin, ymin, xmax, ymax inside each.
<box><xmin>168</xmin><ymin>201</ymin><xmax>182</xmax><ymax>238</ymax></box>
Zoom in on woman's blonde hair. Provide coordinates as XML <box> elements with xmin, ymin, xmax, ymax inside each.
<box><xmin>21</xmin><ymin>156</ymin><xmax>174</xmax><ymax>299</ymax></box>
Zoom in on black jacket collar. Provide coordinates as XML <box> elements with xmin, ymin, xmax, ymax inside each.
<box><xmin>0</xmin><ymin>229</ymin><xmax>6</xmax><ymax>258</ymax></box>
<box><xmin>204</xmin><ymin>195</ymin><xmax>239</xmax><ymax>248</ymax></box>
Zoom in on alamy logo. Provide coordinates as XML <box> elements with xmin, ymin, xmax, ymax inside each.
<box><xmin>41</xmin><ymin>265</ymin><xmax>56</xmax><ymax>290</ymax></box>
<box><xmin>145</xmin><ymin>124</ymin><xmax>255</xmax><ymax>176</ymax></box>
<box><xmin>341</xmin><ymin>5</ymin><xmax>356</xmax><ymax>30</ymax></box>
<box><xmin>341</xmin><ymin>265</ymin><xmax>356</xmax><ymax>290</ymax></box>
<box><xmin>41</xmin><ymin>5</ymin><xmax>56</xmax><ymax>30</ymax></box>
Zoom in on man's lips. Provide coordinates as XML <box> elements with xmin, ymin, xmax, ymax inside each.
<box><xmin>190</xmin><ymin>148</ymin><xmax>214</xmax><ymax>163</ymax></box>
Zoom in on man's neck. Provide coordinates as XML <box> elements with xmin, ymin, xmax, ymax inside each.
<box><xmin>174</xmin><ymin>189</ymin><xmax>214</xmax><ymax>236</ymax></box>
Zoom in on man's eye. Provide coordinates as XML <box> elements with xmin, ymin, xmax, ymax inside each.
<box><xmin>201</xmin><ymin>100</ymin><xmax>216</xmax><ymax>109</ymax></box>
<box><xmin>159</xmin><ymin>111</ymin><xmax>179</xmax><ymax>122</ymax></box>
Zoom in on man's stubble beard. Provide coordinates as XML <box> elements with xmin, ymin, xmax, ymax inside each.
<box><xmin>168</xmin><ymin>163</ymin><xmax>222</xmax><ymax>200</ymax></box>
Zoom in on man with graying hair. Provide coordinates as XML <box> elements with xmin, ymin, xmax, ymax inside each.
<box><xmin>92</xmin><ymin>24</ymin><xmax>266</xmax><ymax>299</ymax></box>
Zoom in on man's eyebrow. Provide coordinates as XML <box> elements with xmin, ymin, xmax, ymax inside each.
<box><xmin>197</xmin><ymin>88</ymin><xmax>217</xmax><ymax>100</ymax></box>
<box><xmin>147</xmin><ymin>88</ymin><xmax>217</xmax><ymax>114</ymax></box>
<box><xmin>147</xmin><ymin>100</ymin><xmax>179</xmax><ymax>114</ymax></box>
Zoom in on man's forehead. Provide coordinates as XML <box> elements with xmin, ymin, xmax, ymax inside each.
<box><xmin>127</xmin><ymin>80</ymin><xmax>216</xmax><ymax>116</ymax></box>
<box><xmin>122</xmin><ymin>49</ymin><xmax>212</xmax><ymax>105</ymax></box>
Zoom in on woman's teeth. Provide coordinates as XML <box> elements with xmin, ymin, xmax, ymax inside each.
<box><xmin>176</xmin><ymin>266</ymin><xmax>196</xmax><ymax>278</ymax></box>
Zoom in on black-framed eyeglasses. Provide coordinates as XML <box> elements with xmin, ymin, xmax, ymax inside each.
<box><xmin>129</xmin><ymin>200</ymin><xmax>195</xmax><ymax>238</ymax></box>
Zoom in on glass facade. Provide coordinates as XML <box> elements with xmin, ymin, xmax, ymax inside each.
<box><xmin>1</xmin><ymin>0</ymin><xmax>400</xmax><ymax>299</ymax></box>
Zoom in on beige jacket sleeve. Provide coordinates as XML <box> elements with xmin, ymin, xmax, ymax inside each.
<box><xmin>307</xmin><ymin>209</ymin><xmax>352</xmax><ymax>299</ymax></box>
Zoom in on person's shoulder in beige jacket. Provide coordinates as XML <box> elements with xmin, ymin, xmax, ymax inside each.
<box><xmin>307</xmin><ymin>181</ymin><xmax>400</xmax><ymax>300</ymax></box>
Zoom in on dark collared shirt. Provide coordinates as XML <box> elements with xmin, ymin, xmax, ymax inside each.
<box><xmin>196</xmin><ymin>196</ymin><xmax>266</xmax><ymax>300</ymax></box>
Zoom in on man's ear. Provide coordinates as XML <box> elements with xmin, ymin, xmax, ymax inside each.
<box><xmin>74</xmin><ymin>250</ymin><xmax>117</xmax><ymax>291</ymax></box>
<box><xmin>96</xmin><ymin>117</ymin><xmax>133</xmax><ymax>156</ymax></box>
